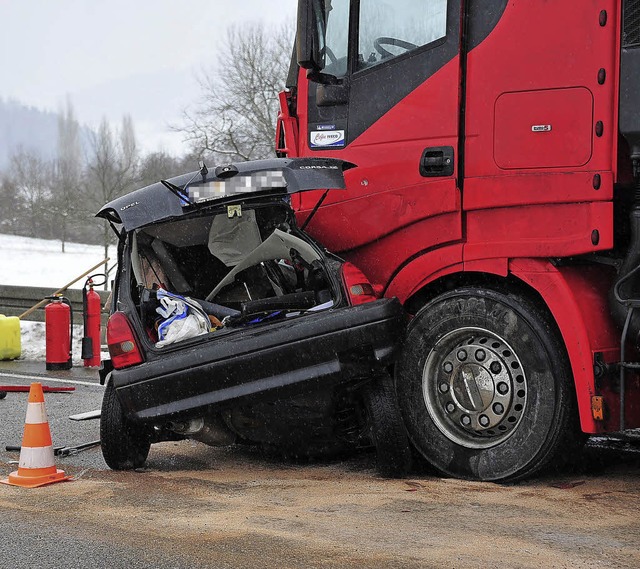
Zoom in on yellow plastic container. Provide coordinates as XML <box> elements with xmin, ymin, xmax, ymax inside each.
<box><xmin>0</xmin><ymin>314</ymin><xmax>21</xmax><ymax>360</ymax></box>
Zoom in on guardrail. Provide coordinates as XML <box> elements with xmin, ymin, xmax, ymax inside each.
<box><xmin>0</xmin><ymin>285</ymin><xmax>110</xmax><ymax>324</ymax></box>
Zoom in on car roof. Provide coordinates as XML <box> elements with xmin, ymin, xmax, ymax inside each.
<box><xmin>96</xmin><ymin>158</ymin><xmax>354</xmax><ymax>231</ymax></box>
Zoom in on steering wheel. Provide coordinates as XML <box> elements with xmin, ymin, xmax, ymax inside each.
<box><xmin>373</xmin><ymin>36</ymin><xmax>419</xmax><ymax>59</ymax></box>
<box><xmin>323</xmin><ymin>45</ymin><xmax>339</xmax><ymax>68</ymax></box>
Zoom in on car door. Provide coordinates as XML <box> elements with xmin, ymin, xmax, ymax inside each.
<box><xmin>295</xmin><ymin>0</ymin><xmax>463</xmax><ymax>290</ymax></box>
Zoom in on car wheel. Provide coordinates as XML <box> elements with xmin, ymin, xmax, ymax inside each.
<box><xmin>396</xmin><ymin>288</ymin><xmax>581</xmax><ymax>482</ymax></box>
<box><xmin>100</xmin><ymin>376</ymin><xmax>151</xmax><ymax>470</ymax></box>
<box><xmin>363</xmin><ymin>374</ymin><xmax>413</xmax><ymax>478</ymax></box>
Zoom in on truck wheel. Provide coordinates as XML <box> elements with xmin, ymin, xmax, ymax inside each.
<box><xmin>397</xmin><ymin>288</ymin><xmax>580</xmax><ymax>482</ymax></box>
<box><xmin>100</xmin><ymin>377</ymin><xmax>151</xmax><ymax>470</ymax></box>
<box><xmin>364</xmin><ymin>374</ymin><xmax>413</xmax><ymax>478</ymax></box>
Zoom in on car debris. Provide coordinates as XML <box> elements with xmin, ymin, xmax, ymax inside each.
<box><xmin>69</xmin><ymin>409</ymin><xmax>101</xmax><ymax>421</ymax></box>
<box><xmin>0</xmin><ymin>385</ymin><xmax>75</xmax><ymax>395</ymax></box>
<box><xmin>5</xmin><ymin>441</ymin><xmax>101</xmax><ymax>457</ymax></box>
<box><xmin>55</xmin><ymin>440</ymin><xmax>101</xmax><ymax>457</ymax></box>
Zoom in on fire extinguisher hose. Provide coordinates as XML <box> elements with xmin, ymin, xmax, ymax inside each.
<box><xmin>81</xmin><ymin>283</ymin><xmax>91</xmax><ymax>360</ymax></box>
<box><xmin>81</xmin><ymin>274</ymin><xmax>106</xmax><ymax>361</ymax></box>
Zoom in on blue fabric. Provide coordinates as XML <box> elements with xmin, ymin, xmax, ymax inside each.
<box><xmin>156</xmin><ymin>290</ymin><xmax>189</xmax><ymax>341</ymax></box>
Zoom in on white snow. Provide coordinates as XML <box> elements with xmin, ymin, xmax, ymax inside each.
<box><xmin>0</xmin><ymin>233</ymin><xmax>115</xmax><ymax>289</ymax></box>
<box><xmin>0</xmin><ymin>233</ymin><xmax>116</xmax><ymax>363</ymax></box>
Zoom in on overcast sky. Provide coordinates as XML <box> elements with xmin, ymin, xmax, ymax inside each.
<box><xmin>0</xmin><ymin>0</ymin><xmax>297</xmax><ymax>155</ymax></box>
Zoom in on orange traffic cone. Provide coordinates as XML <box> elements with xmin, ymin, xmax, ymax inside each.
<box><xmin>1</xmin><ymin>382</ymin><xmax>72</xmax><ymax>488</ymax></box>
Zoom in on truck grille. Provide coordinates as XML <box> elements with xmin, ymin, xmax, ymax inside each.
<box><xmin>624</xmin><ymin>0</ymin><xmax>640</xmax><ymax>47</ymax></box>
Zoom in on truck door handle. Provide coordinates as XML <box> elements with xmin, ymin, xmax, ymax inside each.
<box><xmin>420</xmin><ymin>146</ymin><xmax>454</xmax><ymax>177</ymax></box>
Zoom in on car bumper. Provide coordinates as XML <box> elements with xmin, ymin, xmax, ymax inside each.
<box><xmin>112</xmin><ymin>298</ymin><xmax>405</xmax><ymax>423</ymax></box>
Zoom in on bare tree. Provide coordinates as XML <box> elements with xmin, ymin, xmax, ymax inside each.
<box><xmin>0</xmin><ymin>172</ymin><xmax>25</xmax><ymax>233</ymax></box>
<box><xmin>137</xmin><ymin>150</ymin><xmax>198</xmax><ymax>189</ymax></box>
<box><xmin>86</xmin><ymin>115</ymin><xmax>139</xmax><ymax>272</ymax></box>
<box><xmin>178</xmin><ymin>21</ymin><xmax>294</xmax><ymax>162</ymax></box>
<box><xmin>5</xmin><ymin>147</ymin><xmax>55</xmax><ymax>238</ymax></box>
<box><xmin>53</xmin><ymin>98</ymin><xmax>83</xmax><ymax>252</ymax></box>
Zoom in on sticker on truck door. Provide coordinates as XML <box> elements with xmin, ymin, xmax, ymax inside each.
<box><xmin>310</xmin><ymin>130</ymin><xmax>346</xmax><ymax>148</ymax></box>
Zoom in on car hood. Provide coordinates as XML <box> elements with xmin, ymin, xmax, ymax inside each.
<box><xmin>96</xmin><ymin>158</ymin><xmax>354</xmax><ymax>231</ymax></box>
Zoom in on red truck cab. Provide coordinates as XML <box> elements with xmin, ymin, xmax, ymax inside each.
<box><xmin>276</xmin><ymin>0</ymin><xmax>640</xmax><ymax>480</ymax></box>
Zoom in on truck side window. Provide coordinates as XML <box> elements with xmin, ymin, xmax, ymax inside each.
<box><xmin>357</xmin><ymin>0</ymin><xmax>447</xmax><ymax>70</ymax></box>
<box><xmin>321</xmin><ymin>0</ymin><xmax>350</xmax><ymax>78</ymax></box>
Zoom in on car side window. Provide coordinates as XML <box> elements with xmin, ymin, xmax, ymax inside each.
<box><xmin>357</xmin><ymin>0</ymin><xmax>448</xmax><ymax>70</ymax></box>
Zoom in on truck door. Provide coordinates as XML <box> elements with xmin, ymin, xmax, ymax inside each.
<box><xmin>297</xmin><ymin>0</ymin><xmax>463</xmax><ymax>289</ymax></box>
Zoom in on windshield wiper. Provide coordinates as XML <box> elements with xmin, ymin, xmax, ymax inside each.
<box><xmin>161</xmin><ymin>161</ymin><xmax>209</xmax><ymax>207</ymax></box>
<box><xmin>160</xmin><ymin>179</ymin><xmax>195</xmax><ymax>206</ymax></box>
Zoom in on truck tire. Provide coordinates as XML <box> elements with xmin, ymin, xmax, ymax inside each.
<box><xmin>364</xmin><ymin>374</ymin><xmax>413</xmax><ymax>478</ymax></box>
<box><xmin>100</xmin><ymin>377</ymin><xmax>151</xmax><ymax>470</ymax></box>
<box><xmin>396</xmin><ymin>288</ymin><xmax>581</xmax><ymax>482</ymax></box>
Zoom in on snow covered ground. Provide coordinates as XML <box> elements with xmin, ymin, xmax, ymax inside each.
<box><xmin>0</xmin><ymin>233</ymin><xmax>115</xmax><ymax>289</ymax></box>
<box><xmin>0</xmin><ymin>233</ymin><xmax>116</xmax><ymax>364</ymax></box>
<box><xmin>18</xmin><ymin>320</ymin><xmax>97</xmax><ymax>364</ymax></box>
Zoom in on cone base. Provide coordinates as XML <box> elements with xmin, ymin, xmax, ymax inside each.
<box><xmin>1</xmin><ymin>468</ymin><xmax>72</xmax><ymax>488</ymax></box>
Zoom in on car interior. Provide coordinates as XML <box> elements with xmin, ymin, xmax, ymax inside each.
<box><xmin>126</xmin><ymin>203</ymin><xmax>338</xmax><ymax>344</ymax></box>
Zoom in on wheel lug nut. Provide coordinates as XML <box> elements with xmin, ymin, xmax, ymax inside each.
<box><xmin>457</xmin><ymin>350</ymin><xmax>467</xmax><ymax>361</ymax></box>
<box><xmin>475</xmin><ymin>349</ymin><xmax>486</xmax><ymax>362</ymax></box>
<box><xmin>479</xmin><ymin>415</ymin><xmax>490</xmax><ymax>427</ymax></box>
<box><xmin>493</xmin><ymin>402</ymin><xmax>504</xmax><ymax>415</ymax></box>
<box><xmin>439</xmin><ymin>383</ymin><xmax>449</xmax><ymax>394</ymax></box>
<box><xmin>461</xmin><ymin>415</ymin><xmax>471</xmax><ymax>426</ymax></box>
<box><xmin>446</xmin><ymin>403</ymin><xmax>455</xmax><ymax>414</ymax></box>
<box><xmin>497</xmin><ymin>382</ymin><xmax>509</xmax><ymax>395</ymax></box>
<box><xmin>443</xmin><ymin>362</ymin><xmax>453</xmax><ymax>373</ymax></box>
<box><xmin>490</xmin><ymin>361</ymin><xmax>502</xmax><ymax>374</ymax></box>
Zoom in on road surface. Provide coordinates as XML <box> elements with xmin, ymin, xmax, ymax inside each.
<box><xmin>0</xmin><ymin>362</ymin><xmax>639</xmax><ymax>569</ymax></box>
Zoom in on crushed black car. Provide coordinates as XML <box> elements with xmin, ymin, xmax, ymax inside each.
<box><xmin>96</xmin><ymin>158</ymin><xmax>410</xmax><ymax>477</ymax></box>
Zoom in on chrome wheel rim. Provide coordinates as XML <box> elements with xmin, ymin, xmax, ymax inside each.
<box><xmin>422</xmin><ymin>327</ymin><xmax>528</xmax><ymax>449</ymax></box>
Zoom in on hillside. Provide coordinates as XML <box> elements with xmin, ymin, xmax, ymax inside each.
<box><xmin>0</xmin><ymin>98</ymin><xmax>92</xmax><ymax>171</ymax></box>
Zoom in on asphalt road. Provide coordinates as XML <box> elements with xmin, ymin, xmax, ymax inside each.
<box><xmin>1</xmin><ymin>361</ymin><xmax>639</xmax><ymax>569</ymax></box>
<box><xmin>0</xmin><ymin>361</ymin><xmax>104</xmax><ymax>472</ymax></box>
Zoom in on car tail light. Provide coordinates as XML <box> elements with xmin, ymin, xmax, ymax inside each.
<box><xmin>341</xmin><ymin>262</ymin><xmax>379</xmax><ymax>306</ymax></box>
<box><xmin>107</xmin><ymin>311</ymin><xmax>143</xmax><ymax>369</ymax></box>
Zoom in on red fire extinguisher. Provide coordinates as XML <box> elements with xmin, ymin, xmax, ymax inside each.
<box><xmin>45</xmin><ymin>295</ymin><xmax>73</xmax><ymax>370</ymax></box>
<box><xmin>82</xmin><ymin>275</ymin><xmax>105</xmax><ymax>367</ymax></box>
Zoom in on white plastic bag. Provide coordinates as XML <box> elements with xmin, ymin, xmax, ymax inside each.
<box><xmin>155</xmin><ymin>290</ymin><xmax>210</xmax><ymax>348</ymax></box>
